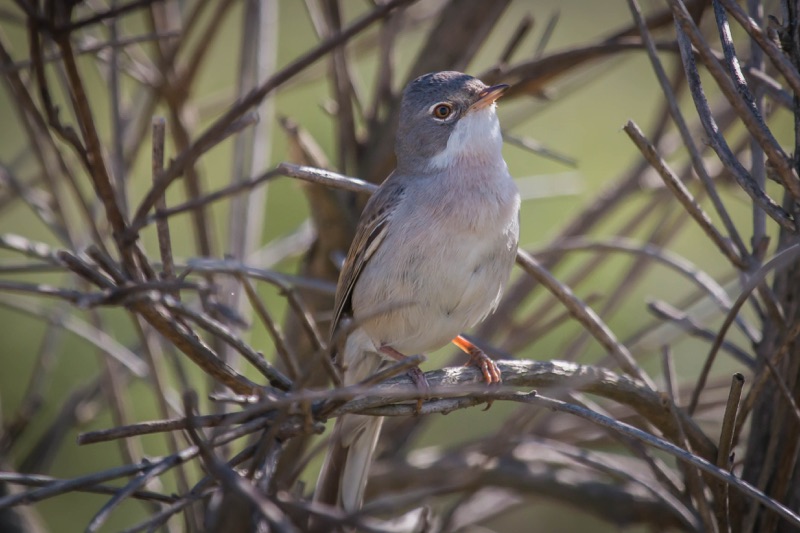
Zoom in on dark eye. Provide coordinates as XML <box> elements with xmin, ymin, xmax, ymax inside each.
<box><xmin>432</xmin><ymin>103</ymin><xmax>452</xmax><ymax>119</ymax></box>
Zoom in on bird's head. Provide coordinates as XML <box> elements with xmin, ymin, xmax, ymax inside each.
<box><xmin>395</xmin><ymin>71</ymin><xmax>508</xmax><ymax>173</ymax></box>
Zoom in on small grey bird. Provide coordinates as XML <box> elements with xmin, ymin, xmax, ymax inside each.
<box><xmin>314</xmin><ymin>71</ymin><xmax>520</xmax><ymax>514</ymax></box>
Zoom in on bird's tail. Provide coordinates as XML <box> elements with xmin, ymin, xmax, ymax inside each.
<box><xmin>313</xmin><ymin>332</ymin><xmax>385</xmax><ymax>513</ymax></box>
<box><xmin>314</xmin><ymin>412</ymin><xmax>384</xmax><ymax>512</ymax></box>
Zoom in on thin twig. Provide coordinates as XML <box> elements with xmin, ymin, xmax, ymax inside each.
<box><xmin>671</xmin><ymin>1</ymin><xmax>796</xmax><ymax>231</ymax></box>
<box><xmin>717</xmin><ymin>0</ymin><xmax>800</xmax><ymax>97</ymax></box>
<box><xmin>278</xmin><ymin>162</ymin><xmax>376</xmax><ymax>194</ymax></box>
<box><xmin>182</xmin><ymin>392</ymin><xmax>299</xmax><ymax>533</ymax></box>
<box><xmin>53</xmin><ymin>31</ymin><xmax>140</xmax><ymax>275</ymax></box>
<box><xmin>528</xmin><ymin>394</ymin><xmax>800</xmax><ymax>529</ymax></box>
<box><xmin>128</xmin><ymin>0</ymin><xmax>414</xmax><ymax>234</ymax></box>
<box><xmin>661</xmin><ymin>347</ymin><xmax>717</xmax><ymax>533</ymax></box>
<box><xmin>515</xmin><ymin>250</ymin><xmax>656</xmax><ymax>389</ymax></box>
<box><xmin>647</xmin><ymin>300</ymin><xmax>753</xmax><ymax>367</ymax></box>
<box><xmin>239</xmin><ymin>275</ymin><xmax>301</xmax><ymax>380</ymax></box>
<box><xmin>151</xmin><ymin>117</ymin><xmax>176</xmax><ymax>287</ymax></box>
<box><xmin>160</xmin><ymin>295</ymin><xmax>292</xmax><ymax>390</ymax></box>
<box><xmin>709</xmin><ymin>0</ymin><xmax>800</xmax><ymax>200</ymax></box>
<box><xmin>714</xmin><ymin>373</ymin><xmax>744</xmax><ymax>533</ymax></box>
<box><xmin>0</xmin><ymin>472</ymin><xmax>175</xmax><ymax>503</ymax></box>
<box><xmin>624</xmin><ymin>120</ymin><xmax>744</xmax><ymax>268</ymax></box>
<box><xmin>689</xmin><ymin>244</ymin><xmax>800</xmax><ymax>414</ymax></box>
<box><xmin>0</xmin><ymin>30</ymin><xmax>182</xmax><ymax>75</ymax></box>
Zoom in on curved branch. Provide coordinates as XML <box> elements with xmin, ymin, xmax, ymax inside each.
<box><xmin>369</xmin><ymin>439</ymin><xmax>700</xmax><ymax>530</ymax></box>
<box><xmin>330</xmin><ymin>360</ymin><xmax>714</xmax><ymax>459</ymax></box>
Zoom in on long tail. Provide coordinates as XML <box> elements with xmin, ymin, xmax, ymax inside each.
<box><xmin>314</xmin><ymin>412</ymin><xmax>384</xmax><ymax>512</ymax></box>
<box><xmin>314</xmin><ymin>332</ymin><xmax>385</xmax><ymax>513</ymax></box>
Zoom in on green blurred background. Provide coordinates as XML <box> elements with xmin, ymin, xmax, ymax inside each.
<box><xmin>0</xmin><ymin>0</ymin><xmax>778</xmax><ymax>531</ymax></box>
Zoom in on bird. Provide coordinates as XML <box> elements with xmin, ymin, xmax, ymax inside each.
<box><xmin>313</xmin><ymin>71</ymin><xmax>520</xmax><ymax>517</ymax></box>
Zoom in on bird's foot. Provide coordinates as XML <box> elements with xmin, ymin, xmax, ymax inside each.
<box><xmin>379</xmin><ymin>345</ymin><xmax>429</xmax><ymax>414</ymax></box>
<box><xmin>452</xmin><ymin>335</ymin><xmax>501</xmax><ymax>410</ymax></box>
<box><xmin>452</xmin><ymin>335</ymin><xmax>502</xmax><ymax>385</ymax></box>
<box><xmin>406</xmin><ymin>366</ymin><xmax>430</xmax><ymax>414</ymax></box>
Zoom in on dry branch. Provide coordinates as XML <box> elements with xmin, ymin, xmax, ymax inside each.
<box><xmin>2</xmin><ymin>0</ymin><xmax>800</xmax><ymax>531</ymax></box>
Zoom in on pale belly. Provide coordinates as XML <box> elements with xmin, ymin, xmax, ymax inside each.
<box><xmin>351</xmin><ymin>222</ymin><xmax>517</xmax><ymax>356</ymax></box>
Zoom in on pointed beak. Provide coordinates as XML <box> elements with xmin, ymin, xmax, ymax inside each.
<box><xmin>469</xmin><ymin>83</ymin><xmax>510</xmax><ymax>112</ymax></box>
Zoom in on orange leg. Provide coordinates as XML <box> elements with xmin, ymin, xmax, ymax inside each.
<box><xmin>452</xmin><ymin>335</ymin><xmax>502</xmax><ymax>384</ymax></box>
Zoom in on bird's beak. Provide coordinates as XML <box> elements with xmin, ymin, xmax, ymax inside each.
<box><xmin>469</xmin><ymin>83</ymin><xmax>510</xmax><ymax>112</ymax></box>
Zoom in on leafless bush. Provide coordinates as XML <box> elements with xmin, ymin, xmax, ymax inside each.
<box><xmin>0</xmin><ymin>0</ymin><xmax>799</xmax><ymax>532</ymax></box>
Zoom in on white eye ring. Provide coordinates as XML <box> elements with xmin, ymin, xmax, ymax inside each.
<box><xmin>429</xmin><ymin>102</ymin><xmax>454</xmax><ymax>120</ymax></box>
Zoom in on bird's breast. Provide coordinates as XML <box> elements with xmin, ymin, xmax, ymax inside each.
<box><xmin>351</xmin><ymin>172</ymin><xmax>519</xmax><ymax>355</ymax></box>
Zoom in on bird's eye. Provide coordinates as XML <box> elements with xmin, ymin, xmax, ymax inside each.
<box><xmin>432</xmin><ymin>103</ymin><xmax>453</xmax><ymax>119</ymax></box>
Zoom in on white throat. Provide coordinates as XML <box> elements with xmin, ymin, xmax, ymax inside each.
<box><xmin>427</xmin><ymin>104</ymin><xmax>504</xmax><ymax>171</ymax></box>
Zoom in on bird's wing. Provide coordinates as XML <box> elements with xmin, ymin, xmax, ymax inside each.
<box><xmin>315</xmin><ymin>176</ymin><xmax>405</xmax><ymax>513</ymax></box>
<box><xmin>330</xmin><ymin>174</ymin><xmax>405</xmax><ymax>338</ymax></box>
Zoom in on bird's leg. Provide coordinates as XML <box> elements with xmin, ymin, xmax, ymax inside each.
<box><xmin>452</xmin><ymin>335</ymin><xmax>501</xmax><ymax>410</ymax></box>
<box><xmin>452</xmin><ymin>335</ymin><xmax>502</xmax><ymax>384</ymax></box>
<box><xmin>379</xmin><ymin>345</ymin><xmax>429</xmax><ymax>414</ymax></box>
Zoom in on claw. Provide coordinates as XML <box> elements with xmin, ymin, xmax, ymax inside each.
<box><xmin>452</xmin><ymin>335</ymin><xmax>502</xmax><ymax>385</ymax></box>
<box><xmin>379</xmin><ymin>346</ymin><xmax>430</xmax><ymax>414</ymax></box>
<box><xmin>407</xmin><ymin>366</ymin><xmax>430</xmax><ymax>414</ymax></box>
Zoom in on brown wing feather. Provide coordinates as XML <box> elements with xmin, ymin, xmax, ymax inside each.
<box><xmin>330</xmin><ymin>175</ymin><xmax>405</xmax><ymax>338</ymax></box>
